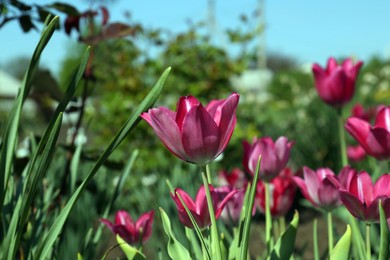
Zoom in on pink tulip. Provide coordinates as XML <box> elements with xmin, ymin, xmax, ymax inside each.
<box><xmin>141</xmin><ymin>93</ymin><xmax>239</xmax><ymax>166</ymax></box>
<box><xmin>327</xmin><ymin>171</ymin><xmax>390</xmax><ymax>222</ymax></box>
<box><xmin>243</xmin><ymin>136</ymin><xmax>294</xmax><ymax>181</ymax></box>
<box><xmin>171</xmin><ymin>185</ymin><xmax>238</xmax><ymax>229</ymax></box>
<box><xmin>218</xmin><ymin>168</ymin><xmax>248</xmax><ymax>189</ymax></box>
<box><xmin>312</xmin><ymin>57</ymin><xmax>363</xmax><ymax>107</ymax></box>
<box><xmin>256</xmin><ymin>168</ymin><xmax>297</xmax><ymax>218</ymax></box>
<box><xmin>345</xmin><ymin>106</ymin><xmax>390</xmax><ymax>160</ymax></box>
<box><xmin>215</xmin><ymin>186</ymin><xmax>246</xmax><ymax>224</ymax></box>
<box><xmin>100</xmin><ymin>210</ymin><xmax>154</xmax><ymax>245</ymax></box>
<box><xmin>293</xmin><ymin>166</ymin><xmax>354</xmax><ymax>211</ymax></box>
<box><xmin>351</xmin><ymin>103</ymin><xmax>377</xmax><ymax>122</ymax></box>
<box><xmin>347</xmin><ymin>145</ymin><xmax>366</xmax><ymax>162</ymax></box>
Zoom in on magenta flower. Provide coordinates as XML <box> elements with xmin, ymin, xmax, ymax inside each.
<box><xmin>171</xmin><ymin>185</ymin><xmax>238</xmax><ymax>229</ymax></box>
<box><xmin>215</xmin><ymin>186</ymin><xmax>246</xmax><ymax>224</ymax></box>
<box><xmin>141</xmin><ymin>93</ymin><xmax>239</xmax><ymax>166</ymax></box>
<box><xmin>243</xmin><ymin>136</ymin><xmax>294</xmax><ymax>181</ymax></box>
<box><xmin>345</xmin><ymin>106</ymin><xmax>390</xmax><ymax>160</ymax></box>
<box><xmin>256</xmin><ymin>168</ymin><xmax>296</xmax><ymax>218</ymax></box>
<box><xmin>347</xmin><ymin>145</ymin><xmax>366</xmax><ymax>162</ymax></box>
<box><xmin>327</xmin><ymin>171</ymin><xmax>390</xmax><ymax>222</ymax></box>
<box><xmin>312</xmin><ymin>57</ymin><xmax>363</xmax><ymax>107</ymax></box>
<box><xmin>100</xmin><ymin>210</ymin><xmax>154</xmax><ymax>245</ymax></box>
<box><xmin>293</xmin><ymin>166</ymin><xmax>354</xmax><ymax>211</ymax></box>
<box><xmin>351</xmin><ymin>103</ymin><xmax>377</xmax><ymax>122</ymax></box>
<box><xmin>218</xmin><ymin>168</ymin><xmax>248</xmax><ymax>189</ymax></box>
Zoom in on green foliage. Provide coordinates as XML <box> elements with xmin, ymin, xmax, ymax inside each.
<box><xmin>329</xmin><ymin>225</ymin><xmax>352</xmax><ymax>260</ymax></box>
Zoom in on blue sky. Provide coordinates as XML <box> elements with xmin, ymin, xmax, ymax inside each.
<box><xmin>1</xmin><ymin>0</ymin><xmax>390</xmax><ymax>76</ymax></box>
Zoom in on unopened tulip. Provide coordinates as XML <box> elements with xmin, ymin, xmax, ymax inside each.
<box><xmin>243</xmin><ymin>136</ymin><xmax>294</xmax><ymax>181</ymax></box>
<box><xmin>345</xmin><ymin>106</ymin><xmax>390</xmax><ymax>160</ymax></box>
<box><xmin>312</xmin><ymin>57</ymin><xmax>363</xmax><ymax>107</ymax></box>
<box><xmin>171</xmin><ymin>185</ymin><xmax>238</xmax><ymax>228</ymax></box>
<box><xmin>100</xmin><ymin>210</ymin><xmax>154</xmax><ymax>245</ymax></box>
<box><xmin>141</xmin><ymin>93</ymin><xmax>239</xmax><ymax>166</ymax></box>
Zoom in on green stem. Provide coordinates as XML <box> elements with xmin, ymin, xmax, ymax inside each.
<box><xmin>338</xmin><ymin>108</ymin><xmax>348</xmax><ymax>167</ymax></box>
<box><xmin>366</xmin><ymin>223</ymin><xmax>371</xmax><ymax>260</ymax></box>
<box><xmin>327</xmin><ymin>211</ymin><xmax>334</xmax><ymax>256</ymax></box>
<box><xmin>201</xmin><ymin>166</ymin><xmax>222</xmax><ymax>260</ymax></box>
<box><xmin>313</xmin><ymin>218</ymin><xmax>319</xmax><ymax>260</ymax></box>
<box><xmin>265</xmin><ymin>182</ymin><xmax>273</xmax><ymax>254</ymax></box>
<box><xmin>206</xmin><ymin>164</ymin><xmax>212</xmax><ymax>183</ymax></box>
<box><xmin>279</xmin><ymin>217</ymin><xmax>286</xmax><ymax>235</ymax></box>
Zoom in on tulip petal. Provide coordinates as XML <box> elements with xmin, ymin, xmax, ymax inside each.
<box><xmin>275</xmin><ymin>137</ymin><xmax>293</xmax><ymax>167</ymax></box>
<box><xmin>176</xmin><ymin>96</ymin><xmax>200</xmax><ymax>130</ymax></box>
<box><xmin>302</xmin><ymin>167</ymin><xmax>321</xmax><ymax>205</ymax></box>
<box><xmin>375</xmin><ymin>106</ymin><xmax>390</xmax><ymax>131</ymax></box>
<box><xmin>195</xmin><ymin>186</ymin><xmax>209</xmax><ymax>217</ymax></box>
<box><xmin>115</xmin><ymin>210</ymin><xmax>135</xmax><ymax>235</ymax></box>
<box><xmin>293</xmin><ymin>176</ymin><xmax>317</xmax><ymax>206</ymax></box>
<box><xmin>374</xmin><ymin>174</ymin><xmax>390</xmax><ymax>197</ymax></box>
<box><xmin>345</xmin><ymin>117</ymin><xmax>371</xmax><ymax>151</ymax></box>
<box><xmin>142</xmin><ymin>108</ymin><xmax>189</xmax><ymax>162</ymax></box>
<box><xmin>181</xmin><ymin>104</ymin><xmax>220</xmax><ymax>164</ymax></box>
<box><xmin>135</xmin><ymin>210</ymin><xmax>154</xmax><ymax>242</ymax></box>
<box><xmin>173</xmin><ymin>188</ymin><xmax>197</xmax><ymax>212</ymax></box>
<box><xmin>215</xmin><ymin>189</ymin><xmax>239</xmax><ymax>219</ymax></box>
<box><xmin>369</xmin><ymin>128</ymin><xmax>390</xmax><ymax>158</ymax></box>
<box><xmin>339</xmin><ymin>191</ymin><xmax>366</xmax><ymax>220</ymax></box>
<box><xmin>213</xmin><ymin>93</ymin><xmax>239</xmax><ymax>153</ymax></box>
<box><xmin>349</xmin><ymin>171</ymin><xmax>374</xmax><ymax>206</ymax></box>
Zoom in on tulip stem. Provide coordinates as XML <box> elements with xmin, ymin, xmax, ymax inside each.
<box><xmin>366</xmin><ymin>223</ymin><xmax>371</xmax><ymax>260</ymax></box>
<box><xmin>202</xmin><ymin>166</ymin><xmax>222</xmax><ymax>260</ymax></box>
<box><xmin>279</xmin><ymin>217</ymin><xmax>286</xmax><ymax>235</ymax></box>
<box><xmin>265</xmin><ymin>181</ymin><xmax>273</xmax><ymax>254</ymax></box>
<box><xmin>313</xmin><ymin>218</ymin><xmax>319</xmax><ymax>260</ymax></box>
<box><xmin>327</xmin><ymin>211</ymin><xmax>334</xmax><ymax>256</ymax></box>
<box><xmin>338</xmin><ymin>108</ymin><xmax>349</xmax><ymax>167</ymax></box>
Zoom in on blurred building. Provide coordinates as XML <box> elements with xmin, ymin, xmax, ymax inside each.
<box><xmin>231</xmin><ymin>68</ymin><xmax>273</xmax><ymax>102</ymax></box>
<box><xmin>0</xmin><ymin>69</ymin><xmax>37</xmax><ymax>114</ymax></box>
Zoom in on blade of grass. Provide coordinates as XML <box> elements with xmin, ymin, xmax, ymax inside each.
<box><xmin>379</xmin><ymin>200</ymin><xmax>389</xmax><ymax>260</ymax></box>
<box><xmin>33</xmin><ymin>67</ymin><xmax>171</xmax><ymax>260</ymax></box>
<box><xmin>176</xmin><ymin>192</ymin><xmax>211</xmax><ymax>259</ymax></box>
<box><xmin>239</xmin><ymin>155</ymin><xmax>261</xmax><ymax>260</ymax></box>
<box><xmin>0</xmin><ymin>16</ymin><xmax>59</xmax><ymax>207</ymax></box>
<box><xmin>5</xmin><ymin>114</ymin><xmax>63</xmax><ymax>259</ymax></box>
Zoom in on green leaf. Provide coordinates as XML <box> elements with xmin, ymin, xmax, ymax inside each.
<box><xmin>270</xmin><ymin>211</ymin><xmax>299</xmax><ymax>260</ymax></box>
<box><xmin>348</xmin><ymin>214</ymin><xmax>366</xmax><ymax>259</ymax></box>
<box><xmin>116</xmin><ymin>235</ymin><xmax>146</xmax><ymax>260</ymax></box>
<box><xmin>379</xmin><ymin>200</ymin><xmax>389</xmax><ymax>260</ymax></box>
<box><xmin>0</xmin><ymin>16</ymin><xmax>59</xmax><ymax>208</ymax></box>
<box><xmin>329</xmin><ymin>225</ymin><xmax>352</xmax><ymax>260</ymax></box>
<box><xmin>160</xmin><ymin>208</ymin><xmax>192</xmax><ymax>260</ymax></box>
<box><xmin>176</xmin><ymin>191</ymin><xmax>210</xmax><ymax>259</ymax></box>
<box><xmin>33</xmin><ymin>67</ymin><xmax>170</xmax><ymax>260</ymax></box>
<box><xmin>238</xmin><ymin>155</ymin><xmax>261</xmax><ymax>260</ymax></box>
<box><xmin>19</xmin><ymin>15</ymin><xmax>36</xmax><ymax>32</ymax></box>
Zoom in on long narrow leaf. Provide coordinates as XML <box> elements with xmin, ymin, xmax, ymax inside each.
<box><xmin>239</xmin><ymin>155</ymin><xmax>261</xmax><ymax>260</ymax></box>
<box><xmin>379</xmin><ymin>200</ymin><xmax>389</xmax><ymax>260</ymax></box>
<box><xmin>176</xmin><ymin>192</ymin><xmax>211</xmax><ymax>259</ymax></box>
<box><xmin>33</xmin><ymin>67</ymin><xmax>170</xmax><ymax>260</ymax></box>
<box><xmin>0</xmin><ymin>16</ymin><xmax>59</xmax><ymax>207</ymax></box>
<box><xmin>6</xmin><ymin>114</ymin><xmax>63</xmax><ymax>259</ymax></box>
